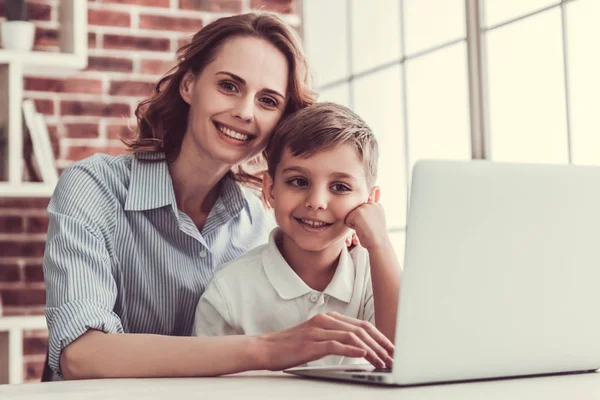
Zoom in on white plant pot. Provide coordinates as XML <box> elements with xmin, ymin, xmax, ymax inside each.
<box><xmin>1</xmin><ymin>20</ymin><xmax>35</xmax><ymax>51</ymax></box>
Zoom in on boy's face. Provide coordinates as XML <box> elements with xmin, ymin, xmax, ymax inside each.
<box><xmin>264</xmin><ymin>143</ymin><xmax>375</xmax><ymax>253</ymax></box>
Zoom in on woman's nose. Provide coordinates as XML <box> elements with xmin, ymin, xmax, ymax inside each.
<box><xmin>233</xmin><ymin>96</ymin><xmax>254</xmax><ymax>123</ymax></box>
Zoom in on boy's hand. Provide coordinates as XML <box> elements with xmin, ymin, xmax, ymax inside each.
<box><xmin>257</xmin><ymin>312</ymin><xmax>394</xmax><ymax>370</ymax></box>
<box><xmin>345</xmin><ymin>199</ymin><xmax>389</xmax><ymax>251</ymax></box>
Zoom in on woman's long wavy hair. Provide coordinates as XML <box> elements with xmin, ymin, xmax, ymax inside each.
<box><xmin>123</xmin><ymin>12</ymin><xmax>317</xmax><ymax>190</ymax></box>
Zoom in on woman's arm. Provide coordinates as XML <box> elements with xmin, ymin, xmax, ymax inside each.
<box><xmin>61</xmin><ymin>312</ymin><xmax>395</xmax><ymax>379</ymax></box>
<box><xmin>61</xmin><ymin>330</ymin><xmax>262</xmax><ymax>379</ymax></box>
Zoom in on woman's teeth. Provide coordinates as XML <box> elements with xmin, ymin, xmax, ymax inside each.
<box><xmin>219</xmin><ymin>124</ymin><xmax>250</xmax><ymax>141</ymax></box>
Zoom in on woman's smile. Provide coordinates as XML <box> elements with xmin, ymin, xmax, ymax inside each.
<box><xmin>214</xmin><ymin>121</ymin><xmax>256</xmax><ymax>144</ymax></box>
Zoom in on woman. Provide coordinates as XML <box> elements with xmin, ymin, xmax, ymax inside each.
<box><xmin>43</xmin><ymin>12</ymin><xmax>393</xmax><ymax>380</ymax></box>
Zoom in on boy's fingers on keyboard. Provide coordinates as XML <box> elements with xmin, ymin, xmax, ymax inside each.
<box><xmin>311</xmin><ymin>329</ymin><xmax>386</xmax><ymax>368</ymax></box>
<box><xmin>316</xmin><ymin>313</ymin><xmax>393</xmax><ymax>363</ymax></box>
<box><xmin>314</xmin><ymin>341</ymin><xmax>367</xmax><ymax>360</ymax></box>
<box><xmin>321</xmin><ymin>321</ymin><xmax>388</xmax><ymax>368</ymax></box>
<box><xmin>326</xmin><ymin>312</ymin><xmax>395</xmax><ymax>354</ymax></box>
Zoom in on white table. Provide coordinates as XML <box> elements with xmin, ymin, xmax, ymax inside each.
<box><xmin>1</xmin><ymin>370</ymin><xmax>599</xmax><ymax>400</ymax></box>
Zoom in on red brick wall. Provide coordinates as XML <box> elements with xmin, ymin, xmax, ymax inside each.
<box><xmin>0</xmin><ymin>0</ymin><xmax>299</xmax><ymax>382</ymax></box>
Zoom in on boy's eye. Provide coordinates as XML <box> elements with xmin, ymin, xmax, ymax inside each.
<box><xmin>331</xmin><ymin>183</ymin><xmax>351</xmax><ymax>192</ymax></box>
<box><xmin>219</xmin><ymin>81</ymin><xmax>238</xmax><ymax>92</ymax></box>
<box><xmin>287</xmin><ymin>177</ymin><xmax>308</xmax><ymax>187</ymax></box>
<box><xmin>260</xmin><ymin>97</ymin><xmax>278</xmax><ymax>108</ymax></box>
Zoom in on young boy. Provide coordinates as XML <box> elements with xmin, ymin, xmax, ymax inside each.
<box><xmin>193</xmin><ymin>102</ymin><xmax>402</xmax><ymax>366</ymax></box>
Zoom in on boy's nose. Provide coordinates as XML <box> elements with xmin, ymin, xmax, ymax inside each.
<box><xmin>305</xmin><ymin>188</ymin><xmax>328</xmax><ymax>210</ymax></box>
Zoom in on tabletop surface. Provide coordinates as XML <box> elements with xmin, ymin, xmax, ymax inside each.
<box><xmin>1</xmin><ymin>370</ymin><xmax>600</xmax><ymax>400</ymax></box>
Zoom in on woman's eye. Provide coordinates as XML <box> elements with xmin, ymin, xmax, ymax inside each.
<box><xmin>219</xmin><ymin>81</ymin><xmax>238</xmax><ymax>92</ymax></box>
<box><xmin>331</xmin><ymin>183</ymin><xmax>351</xmax><ymax>192</ymax></box>
<box><xmin>288</xmin><ymin>178</ymin><xmax>308</xmax><ymax>187</ymax></box>
<box><xmin>260</xmin><ymin>97</ymin><xmax>278</xmax><ymax>108</ymax></box>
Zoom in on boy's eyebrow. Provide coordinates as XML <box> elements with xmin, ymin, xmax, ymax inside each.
<box><xmin>330</xmin><ymin>172</ymin><xmax>358</xmax><ymax>181</ymax></box>
<box><xmin>281</xmin><ymin>166</ymin><xmax>308</xmax><ymax>174</ymax></box>
<box><xmin>281</xmin><ymin>167</ymin><xmax>358</xmax><ymax>181</ymax></box>
<box><xmin>216</xmin><ymin>71</ymin><xmax>286</xmax><ymax>99</ymax></box>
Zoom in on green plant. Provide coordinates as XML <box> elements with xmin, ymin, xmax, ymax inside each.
<box><xmin>5</xmin><ymin>0</ymin><xmax>28</xmax><ymax>21</ymax></box>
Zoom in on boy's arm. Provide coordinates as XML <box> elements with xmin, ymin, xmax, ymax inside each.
<box><xmin>194</xmin><ymin>279</ymin><xmax>240</xmax><ymax>336</ymax></box>
<box><xmin>346</xmin><ymin>197</ymin><xmax>402</xmax><ymax>343</ymax></box>
<box><xmin>366</xmin><ymin>239</ymin><xmax>401</xmax><ymax>343</ymax></box>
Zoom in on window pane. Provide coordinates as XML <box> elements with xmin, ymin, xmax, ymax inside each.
<box><xmin>486</xmin><ymin>9</ymin><xmax>568</xmax><ymax>164</ymax></box>
<box><xmin>353</xmin><ymin>65</ymin><xmax>407</xmax><ymax>229</ymax></box>
<box><xmin>389</xmin><ymin>230</ymin><xmax>406</xmax><ymax>269</ymax></box>
<box><xmin>318</xmin><ymin>83</ymin><xmax>351</xmax><ymax>108</ymax></box>
<box><xmin>404</xmin><ymin>0</ymin><xmax>466</xmax><ymax>56</ymax></box>
<box><xmin>351</xmin><ymin>0</ymin><xmax>401</xmax><ymax>74</ymax></box>
<box><xmin>303</xmin><ymin>0</ymin><xmax>349</xmax><ymax>86</ymax></box>
<box><xmin>566</xmin><ymin>0</ymin><xmax>600</xmax><ymax>166</ymax></box>
<box><xmin>405</xmin><ymin>42</ymin><xmax>471</xmax><ymax>170</ymax></box>
<box><xmin>484</xmin><ymin>0</ymin><xmax>559</xmax><ymax>27</ymax></box>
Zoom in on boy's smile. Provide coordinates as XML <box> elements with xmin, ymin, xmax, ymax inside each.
<box><xmin>293</xmin><ymin>216</ymin><xmax>333</xmax><ymax>231</ymax></box>
<box><xmin>265</xmin><ymin>144</ymin><xmax>373</xmax><ymax>260</ymax></box>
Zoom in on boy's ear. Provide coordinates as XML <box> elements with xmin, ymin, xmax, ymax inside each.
<box><xmin>369</xmin><ymin>185</ymin><xmax>381</xmax><ymax>203</ymax></box>
<box><xmin>180</xmin><ymin>71</ymin><xmax>195</xmax><ymax>105</ymax></box>
<box><xmin>262</xmin><ymin>173</ymin><xmax>276</xmax><ymax>206</ymax></box>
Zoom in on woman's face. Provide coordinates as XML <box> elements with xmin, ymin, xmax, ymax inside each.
<box><xmin>180</xmin><ymin>36</ymin><xmax>289</xmax><ymax>167</ymax></box>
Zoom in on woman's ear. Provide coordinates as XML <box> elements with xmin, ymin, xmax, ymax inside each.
<box><xmin>180</xmin><ymin>71</ymin><xmax>195</xmax><ymax>105</ymax></box>
<box><xmin>262</xmin><ymin>173</ymin><xmax>276</xmax><ymax>207</ymax></box>
<box><xmin>369</xmin><ymin>185</ymin><xmax>381</xmax><ymax>203</ymax></box>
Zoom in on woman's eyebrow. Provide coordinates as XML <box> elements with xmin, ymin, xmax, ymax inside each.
<box><xmin>216</xmin><ymin>71</ymin><xmax>285</xmax><ymax>99</ymax></box>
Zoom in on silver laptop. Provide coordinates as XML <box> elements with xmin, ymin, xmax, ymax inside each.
<box><xmin>285</xmin><ymin>159</ymin><xmax>600</xmax><ymax>386</ymax></box>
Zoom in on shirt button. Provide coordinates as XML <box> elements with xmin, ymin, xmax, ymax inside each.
<box><xmin>310</xmin><ymin>294</ymin><xmax>318</xmax><ymax>302</ymax></box>
<box><xmin>199</xmin><ymin>250</ymin><xmax>207</xmax><ymax>258</ymax></box>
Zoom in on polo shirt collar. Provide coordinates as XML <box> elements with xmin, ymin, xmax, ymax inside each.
<box><xmin>262</xmin><ymin>228</ymin><xmax>355</xmax><ymax>303</ymax></box>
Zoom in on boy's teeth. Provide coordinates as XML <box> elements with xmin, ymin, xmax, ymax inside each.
<box><xmin>301</xmin><ymin>219</ymin><xmax>328</xmax><ymax>228</ymax></box>
<box><xmin>219</xmin><ymin>125</ymin><xmax>250</xmax><ymax>141</ymax></box>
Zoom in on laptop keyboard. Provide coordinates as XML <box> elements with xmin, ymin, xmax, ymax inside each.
<box><xmin>372</xmin><ymin>368</ymin><xmax>392</xmax><ymax>373</ymax></box>
<box><xmin>343</xmin><ymin>368</ymin><xmax>392</xmax><ymax>374</ymax></box>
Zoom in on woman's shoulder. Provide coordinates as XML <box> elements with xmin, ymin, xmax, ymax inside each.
<box><xmin>212</xmin><ymin>243</ymin><xmax>268</xmax><ymax>284</ymax></box>
<box><xmin>239</xmin><ymin>186</ymin><xmax>276</xmax><ymax>224</ymax></box>
<box><xmin>66</xmin><ymin>152</ymin><xmax>134</xmax><ymax>180</ymax></box>
<box><xmin>50</xmin><ymin>153</ymin><xmax>135</xmax><ymax>212</ymax></box>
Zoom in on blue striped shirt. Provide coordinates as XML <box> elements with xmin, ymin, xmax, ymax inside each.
<box><xmin>43</xmin><ymin>152</ymin><xmax>275</xmax><ymax>376</ymax></box>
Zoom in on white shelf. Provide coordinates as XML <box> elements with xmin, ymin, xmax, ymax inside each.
<box><xmin>0</xmin><ymin>316</ymin><xmax>47</xmax><ymax>385</ymax></box>
<box><xmin>0</xmin><ymin>0</ymin><xmax>87</xmax><ymax>70</ymax></box>
<box><xmin>0</xmin><ymin>315</ymin><xmax>47</xmax><ymax>331</ymax></box>
<box><xmin>0</xmin><ymin>182</ymin><xmax>55</xmax><ymax>197</ymax></box>
<box><xmin>0</xmin><ymin>0</ymin><xmax>87</xmax><ymax>197</ymax></box>
<box><xmin>0</xmin><ymin>50</ymin><xmax>86</xmax><ymax>69</ymax></box>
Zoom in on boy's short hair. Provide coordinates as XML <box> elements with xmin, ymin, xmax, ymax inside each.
<box><xmin>266</xmin><ymin>102</ymin><xmax>379</xmax><ymax>186</ymax></box>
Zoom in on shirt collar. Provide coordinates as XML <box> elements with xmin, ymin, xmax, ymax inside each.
<box><xmin>218</xmin><ymin>174</ymin><xmax>250</xmax><ymax>222</ymax></box>
<box><xmin>124</xmin><ymin>152</ymin><xmax>251</xmax><ymax>218</ymax></box>
<box><xmin>323</xmin><ymin>245</ymin><xmax>355</xmax><ymax>303</ymax></box>
<box><xmin>125</xmin><ymin>152</ymin><xmax>177</xmax><ymax>212</ymax></box>
<box><xmin>262</xmin><ymin>228</ymin><xmax>356</xmax><ymax>303</ymax></box>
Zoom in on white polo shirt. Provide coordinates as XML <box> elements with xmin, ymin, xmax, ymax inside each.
<box><xmin>193</xmin><ymin>228</ymin><xmax>375</xmax><ymax>366</ymax></box>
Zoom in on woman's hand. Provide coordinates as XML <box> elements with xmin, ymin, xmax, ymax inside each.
<box><xmin>256</xmin><ymin>312</ymin><xmax>394</xmax><ymax>371</ymax></box>
<box><xmin>345</xmin><ymin>232</ymin><xmax>360</xmax><ymax>250</ymax></box>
